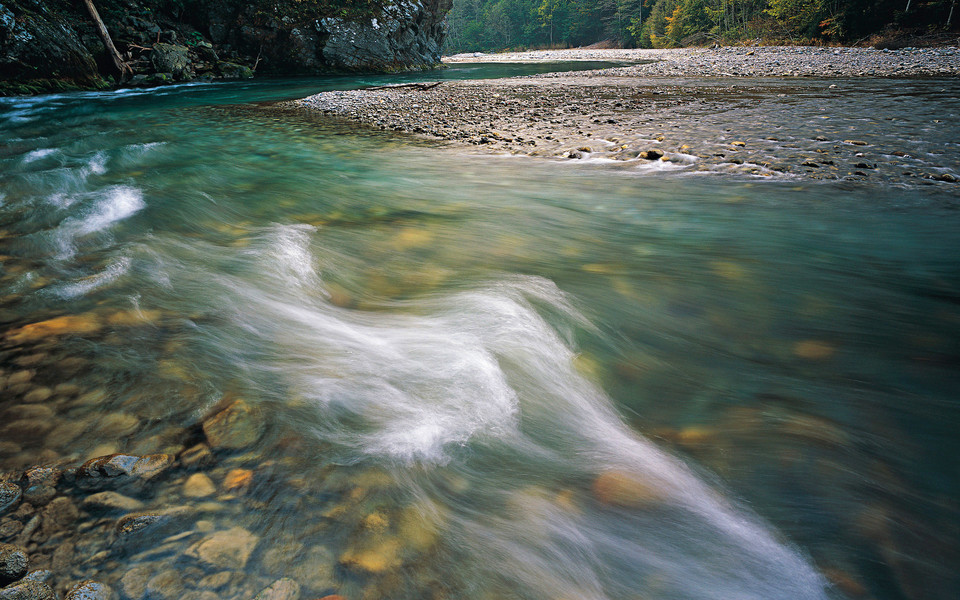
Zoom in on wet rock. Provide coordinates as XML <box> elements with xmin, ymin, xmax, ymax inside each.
<box><xmin>50</xmin><ymin>541</ymin><xmax>73</xmax><ymax>572</ymax></box>
<box><xmin>64</xmin><ymin>580</ymin><xmax>115</xmax><ymax>600</ymax></box>
<box><xmin>591</xmin><ymin>470</ymin><xmax>666</xmax><ymax>508</ymax></box>
<box><xmin>0</xmin><ymin>543</ymin><xmax>28</xmax><ymax>585</ymax></box>
<box><xmin>186</xmin><ymin>527</ymin><xmax>259</xmax><ymax>570</ymax></box>
<box><xmin>252</xmin><ymin>578</ymin><xmax>301</xmax><ymax>600</ymax></box>
<box><xmin>81</xmin><ymin>492</ymin><xmax>144</xmax><ymax>513</ymax></box>
<box><xmin>217</xmin><ymin>62</ymin><xmax>254</xmax><ymax>79</ymax></box>
<box><xmin>0</xmin><ymin>485</ymin><xmax>20</xmax><ymax>515</ymax></box>
<box><xmin>21</xmin><ymin>388</ymin><xmax>52</xmax><ymax>404</ymax></box>
<box><xmin>151</xmin><ymin>44</ymin><xmax>191</xmax><ymax>80</ymax></box>
<box><xmin>202</xmin><ymin>400</ymin><xmax>265</xmax><ymax>450</ymax></box>
<box><xmin>183</xmin><ymin>474</ymin><xmax>216</xmax><ymax>498</ymax></box>
<box><xmin>639</xmin><ymin>149</ymin><xmax>663</xmax><ymax>160</ymax></box>
<box><xmin>78</xmin><ymin>454</ymin><xmax>174</xmax><ymax>482</ymax></box>
<box><xmin>0</xmin><ymin>580</ymin><xmax>56</xmax><ymax>600</ymax></box>
<box><xmin>19</xmin><ymin>571</ymin><xmax>52</xmax><ymax>585</ymax></box>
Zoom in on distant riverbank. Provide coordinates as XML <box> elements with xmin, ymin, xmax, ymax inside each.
<box><xmin>444</xmin><ymin>46</ymin><xmax>960</xmax><ymax>77</ymax></box>
<box><xmin>291</xmin><ymin>47</ymin><xmax>960</xmax><ymax>186</ymax></box>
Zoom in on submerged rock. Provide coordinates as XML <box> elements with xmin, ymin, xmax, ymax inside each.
<box><xmin>183</xmin><ymin>473</ymin><xmax>216</xmax><ymax>498</ymax></box>
<box><xmin>202</xmin><ymin>400</ymin><xmax>264</xmax><ymax>450</ymax></box>
<box><xmin>78</xmin><ymin>454</ymin><xmax>174</xmax><ymax>482</ymax></box>
<box><xmin>252</xmin><ymin>578</ymin><xmax>301</xmax><ymax>600</ymax></box>
<box><xmin>186</xmin><ymin>527</ymin><xmax>259</xmax><ymax>570</ymax></box>
<box><xmin>591</xmin><ymin>470</ymin><xmax>666</xmax><ymax>508</ymax></box>
<box><xmin>81</xmin><ymin>491</ymin><xmax>145</xmax><ymax>512</ymax></box>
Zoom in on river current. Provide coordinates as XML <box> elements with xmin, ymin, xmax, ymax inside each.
<box><xmin>0</xmin><ymin>65</ymin><xmax>958</xmax><ymax>600</ymax></box>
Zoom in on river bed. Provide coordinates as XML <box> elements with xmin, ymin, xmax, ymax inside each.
<box><xmin>0</xmin><ymin>67</ymin><xmax>958</xmax><ymax>600</ymax></box>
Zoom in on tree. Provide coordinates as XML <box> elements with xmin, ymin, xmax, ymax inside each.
<box><xmin>82</xmin><ymin>0</ymin><xmax>132</xmax><ymax>81</ymax></box>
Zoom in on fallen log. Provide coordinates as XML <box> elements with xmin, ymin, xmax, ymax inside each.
<box><xmin>82</xmin><ymin>0</ymin><xmax>133</xmax><ymax>81</ymax></box>
<box><xmin>364</xmin><ymin>82</ymin><xmax>442</xmax><ymax>91</ymax></box>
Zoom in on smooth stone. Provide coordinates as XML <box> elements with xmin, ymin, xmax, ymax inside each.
<box><xmin>0</xmin><ymin>484</ymin><xmax>20</xmax><ymax>515</ymax></box>
<box><xmin>183</xmin><ymin>474</ymin><xmax>216</xmax><ymax>498</ymax></box>
<box><xmin>186</xmin><ymin>527</ymin><xmax>259</xmax><ymax>570</ymax></box>
<box><xmin>2</xmin><ymin>405</ymin><xmax>53</xmax><ymax>421</ymax></box>
<box><xmin>339</xmin><ymin>537</ymin><xmax>402</xmax><ymax>574</ymax></box>
<box><xmin>81</xmin><ymin>492</ymin><xmax>145</xmax><ymax>512</ymax></box>
<box><xmin>120</xmin><ymin>564</ymin><xmax>155</xmax><ymax>600</ymax></box>
<box><xmin>0</xmin><ymin>580</ymin><xmax>56</xmax><ymax>600</ymax></box>
<box><xmin>202</xmin><ymin>399</ymin><xmax>265</xmax><ymax>450</ymax></box>
<box><xmin>0</xmin><ymin>543</ymin><xmax>28</xmax><ymax>585</ymax></box>
<box><xmin>252</xmin><ymin>578</ymin><xmax>301</xmax><ymax>600</ymax></box>
<box><xmin>197</xmin><ymin>571</ymin><xmax>231</xmax><ymax>591</ymax></box>
<box><xmin>0</xmin><ymin>421</ymin><xmax>54</xmax><ymax>444</ymax></box>
<box><xmin>39</xmin><ymin>497</ymin><xmax>78</xmax><ymax>535</ymax></box>
<box><xmin>222</xmin><ymin>469</ymin><xmax>253</xmax><ymax>493</ymax></box>
<box><xmin>179</xmin><ymin>444</ymin><xmax>215</xmax><ymax>470</ymax></box>
<box><xmin>21</xmin><ymin>388</ymin><xmax>52</xmax><ymax>404</ymax></box>
<box><xmin>5</xmin><ymin>315</ymin><xmax>102</xmax><ymax>343</ymax></box>
<box><xmin>64</xmin><ymin>580</ymin><xmax>116</xmax><ymax>600</ymax></box>
<box><xmin>99</xmin><ymin>413</ymin><xmax>140</xmax><ymax>438</ymax></box>
<box><xmin>145</xmin><ymin>569</ymin><xmax>183</xmax><ymax>600</ymax></box>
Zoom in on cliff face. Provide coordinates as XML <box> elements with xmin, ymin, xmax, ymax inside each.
<box><xmin>0</xmin><ymin>0</ymin><xmax>452</xmax><ymax>94</ymax></box>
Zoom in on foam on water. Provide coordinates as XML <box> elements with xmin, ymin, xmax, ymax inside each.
<box><xmin>142</xmin><ymin>223</ymin><xmax>830</xmax><ymax>599</ymax></box>
<box><xmin>51</xmin><ymin>185</ymin><xmax>145</xmax><ymax>259</ymax></box>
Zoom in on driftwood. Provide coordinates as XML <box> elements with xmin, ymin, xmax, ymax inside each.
<box><xmin>364</xmin><ymin>82</ymin><xmax>442</xmax><ymax>91</ymax></box>
<box><xmin>82</xmin><ymin>0</ymin><xmax>133</xmax><ymax>80</ymax></box>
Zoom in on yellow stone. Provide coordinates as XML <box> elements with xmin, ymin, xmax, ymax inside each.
<box><xmin>184</xmin><ymin>473</ymin><xmax>217</xmax><ymax>498</ymax></box>
<box><xmin>223</xmin><ymin>469</ymin><xmax>253</xmax><ymax>492</ymax></box>
<box><xmin>591</xmin><ymin>470</ymin><xmax>666</xmax><ymax>508</ymax></box>
<box><xmin>711</xmin><ymin>261</ymin><xmax>747</xmax><ymax>281</ymax></box>
<box><xmin>793</xmin><ymin>340</ymin><xmax>835</xmax><ymax>360</ymax></box>
<box><xmin>361</xmin><ymin>512</ymin><xmax>389</xmax><ymax>532</ymax></box>
<box><xmin>340</xmin><ymin>537</ymin><xmax>402</xmax><ymax>574</ymax></box>
<box><xmin>390</xmin><ymin>227</ymin><xmax>434</xmax><ymax>250</ymax></box>
<box><xmin>7</xmin><ymin>314</ymin><xmax>102</xmax><ymax>342</ymax></box>
<box><xmin>106</xmin><ymin>309</ymin><xmax>162</xmax><ymax>326</ymax></box>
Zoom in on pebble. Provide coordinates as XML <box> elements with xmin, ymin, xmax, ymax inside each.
<box><xmin>81</xmin><ymin>492</ymin><xmax>145</xmax><ymax>512</ymax></box>
<box><xmin>182</xmin><ymin>473</ymin><xmax>216</xmax><ymax>498</ymax></box>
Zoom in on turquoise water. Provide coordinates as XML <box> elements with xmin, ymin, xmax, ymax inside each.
<box><xmin>0</xmin><ymin>68</ymin><xmax>958</xmax><ymax>600</ymax></box>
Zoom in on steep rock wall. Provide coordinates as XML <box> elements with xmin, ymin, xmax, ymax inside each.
<box><xmin>0</xmin><ymin>0</ymin><xmax>452</xmax><ymax>94</ymax></box>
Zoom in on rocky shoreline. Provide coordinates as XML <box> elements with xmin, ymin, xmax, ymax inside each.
<box><xmin>292</xmin><ymin>47</ymin><xmax>960</xmax><ymax>186</ymax></box>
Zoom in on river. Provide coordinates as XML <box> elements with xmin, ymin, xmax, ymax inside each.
<box><xmin>0</xmin><ymin>65</ymin><xmax>958</xmax><ymax>600</ymax></box>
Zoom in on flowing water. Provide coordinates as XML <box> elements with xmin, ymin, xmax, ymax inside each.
<box><xmin>0</xmin><ymin>67</ymin><xmax>958</xmax><ymax>600</ymax></box>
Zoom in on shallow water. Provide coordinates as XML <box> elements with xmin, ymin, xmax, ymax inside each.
<box><xmin>0</xmin><ymin>68</ymin><xmax>958</xmax><ymax>600</ymax></box>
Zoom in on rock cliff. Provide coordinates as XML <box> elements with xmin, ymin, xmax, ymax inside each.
<box><xmin>0</xmin><ymin>0</ymin><xmax>452</xmax><ymax>95</ymax></box>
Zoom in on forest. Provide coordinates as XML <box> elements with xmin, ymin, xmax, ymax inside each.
<box><xmin>444</xmin><ymin>0</ymin><xmax>959</xmax><ymax>52</ymax></box>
